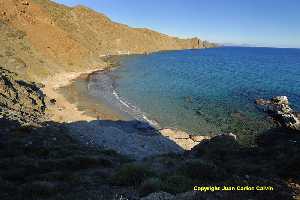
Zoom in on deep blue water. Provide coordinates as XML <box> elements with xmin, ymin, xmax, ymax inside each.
<box><xmin>90</xmin><ymin>47</ymin><xmax>300</xmax><ymax>143</ymax></box>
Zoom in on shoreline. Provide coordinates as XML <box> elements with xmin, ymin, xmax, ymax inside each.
<box><xmin>42</xmin><ymin>68</ymin><xmax>106</xmax><ymax>123</ymax></box>
<box><xmin>41</xmin><ymin>61</ymin><xmax>208</xmax><ymax>153</ymax></box>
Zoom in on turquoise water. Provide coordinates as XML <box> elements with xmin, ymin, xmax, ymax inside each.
<box><xmin>90</xmin><ymin>47</ymin><xmax>300</xmax><ymax>144</ymax></box>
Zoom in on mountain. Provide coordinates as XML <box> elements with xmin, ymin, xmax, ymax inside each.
<box><xmin>0</xmin><ymin>0</ymin><xmax>216</xmax><ymax>81</ymax></box>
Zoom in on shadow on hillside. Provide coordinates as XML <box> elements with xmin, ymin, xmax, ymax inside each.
<box><xmin>191</xmin><ymin>127</ymin><xmax>300</xmax><ymax>180</ymax></box>
<box><xmin>0</xmin><ymin>118</ymin><xmax>144</xmax><ymax>200</ymax></box>
<box><xmin>0</xmin><ymin>117</ymin><xmax>300</xmax><ymax>200</ymax></box>
<box><xmin>45</xmin><ymin>119</ymin><xmax>184</xmax><ymax>160</ymax></box>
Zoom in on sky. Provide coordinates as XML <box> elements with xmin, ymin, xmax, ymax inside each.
<box><xmin>53</xmin><ymin>0</ymin><xmax>300</xmax><ymax>48</ymax></box>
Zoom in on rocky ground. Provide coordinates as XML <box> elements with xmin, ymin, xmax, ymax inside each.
<box><xmin>0</xmin><ymin>67</ymin><xmax>46</xmax><ymax>124</ymax></box>
<box><xmin>1</xmin><ymin>66</ymin><xmax>300</xmax><ymax>200</ymax></box>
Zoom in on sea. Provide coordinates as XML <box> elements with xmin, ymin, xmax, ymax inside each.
<box><xmin>87</xmin><ymin>47</ymin><xmax>300</xmax><ymax>144</ymax></box>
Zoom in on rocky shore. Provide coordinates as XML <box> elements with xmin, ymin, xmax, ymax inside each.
<box><xmin>255</xmin><ymin>96</ymin><xmax>300</xmax><ymax>131</ymax></box>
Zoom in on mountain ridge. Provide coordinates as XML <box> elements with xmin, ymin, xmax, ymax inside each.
<box><xmin>0</xmin><ymin>0</ymin><xmax>216</xmax><ymax>81</ymax></box>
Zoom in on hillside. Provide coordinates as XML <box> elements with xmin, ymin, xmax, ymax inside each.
<box><xmin>0</xmin><ymin>0</ymin><xmax>215</xmax><ymax>81</ymax></box>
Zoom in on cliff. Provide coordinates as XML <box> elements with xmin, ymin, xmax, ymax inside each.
<box><xmin>0</xmin><ymin>0</ymin><xmax>216</xmax><ymax>81</ymax></box>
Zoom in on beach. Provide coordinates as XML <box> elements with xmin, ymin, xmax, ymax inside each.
<box><xmin>42</xmin><ymin>68</ymin><xmax>102</xmax><ymax>123</ymax></box>
<box><xmin>42</xmin><ymin>55</ymin><xmax>134</xmax><ymax>123</ymax></box>
<box><xmin>40</xmin><ymin>60</ymin><xmax>206</xmax><ymax>159</ymax></box>
<box><xmin>41</xmin><ymin>66</ymin><xmax>130</xmax><ymax>123</ymax></box>
<box><xmin>40</xmin><ymin>46</ymin><xmax>300</xmax><ymax>156</ymax></box>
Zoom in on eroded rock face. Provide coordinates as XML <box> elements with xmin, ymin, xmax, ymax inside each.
<box><xmin>0</xmin><ymin>67</ymin><xmax>46</xmax><ymax>124</ymax></box>
<box><xmin>255</xmin><ymin>96</ymin><xmax>300</xmax><ymax>131</ymax></box>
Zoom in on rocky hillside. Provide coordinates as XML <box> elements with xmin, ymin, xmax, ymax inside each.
<box><xmin>0</xmin><ymin>67</ymin><xmax>46</xmax><ymax>124</ymax></box>
<box><xmin>0</xmin><ymin>0</ymin><xmax>216</xmax><ymax>81</ymax></box>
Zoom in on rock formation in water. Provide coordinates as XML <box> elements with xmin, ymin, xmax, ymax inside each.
<box><xmin>0</xmin><ymin>0</ymin><xmax>216</xmax><ymax>81</ymax></box>
<box><xmin>256</xmin><ymin>96</ymin><xmax>300</xmax><ymax>131</ymax></box>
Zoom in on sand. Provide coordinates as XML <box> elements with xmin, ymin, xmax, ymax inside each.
<box><xmin>42</xmin><ymin>68</ymin><xmax>104</xmax><ymax>123</ymax></box>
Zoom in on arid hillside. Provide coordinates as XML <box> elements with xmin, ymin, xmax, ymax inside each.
<box><xmin>0</xmin><ymin>0</ymin><xmax>215</xmax><ymax>81</ymax></box>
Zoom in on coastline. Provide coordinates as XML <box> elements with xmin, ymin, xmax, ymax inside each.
<box><xmin>41</xmin><ymin>59</ymin><xmax>208</xmax><ymax>153</ymax></box>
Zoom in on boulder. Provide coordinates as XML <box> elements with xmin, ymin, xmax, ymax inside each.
<box><xmin>189</xmin><ymin>135</ymin><xmax>210</xmax><ymax>142</ymax></box>
<box><xmin>271</xmin><ymin>96</ymin><xmax>289</xmax><ymax>105</ymax></box>
<box><xmin>49</xmin><ymin>98</ymin><xmax>56</xmax><ymax>105</ymax></box>
<box><xmin>160</xmin><ymin>128</ymin><xmax>190</xmax><ymax>139</ymax></box>
<box><xmin>255</xmin><ymin>98</ymin><xmax>270</xmax><ymax>106</ymax></box>
<box><xmin>160</xmin><ymin>128</ymin><xmax>205</xmax><ymax>150</ymax></box>
<box><xmin>209</xmin><ymin>133</ymin><xmax>238</xmax><ymax>146</ymax></box>
<box><xmin>191</xmin><ymin>132</ymin><xmax>239</xmax><ymax>156</ymax></box>
<box><xmin>21</xmin><ymin>1</ymin><xmax>30</xmax><ymax>6</ymax></box>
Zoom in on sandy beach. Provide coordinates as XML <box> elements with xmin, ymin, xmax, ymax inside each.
<box><xmin>42</xmin><ymin>68</ymin><xmax>104</xmax><ymax>123</ymax></box>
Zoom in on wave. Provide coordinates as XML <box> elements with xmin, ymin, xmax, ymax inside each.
<box><xmin>87</xmin><ymin>71</ymin><xmax>160</xmax><ymax>128</ymax></box>
<box><xmin>112</xmin><ymin>89</ymin><xmax>160</xmax><ymax>127</ymax></box>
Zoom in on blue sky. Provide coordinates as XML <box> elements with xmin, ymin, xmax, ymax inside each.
<box><xmin>53</xmin><ymin>0</ymin><xmax>300</xmax><ymax>48</ymax></box>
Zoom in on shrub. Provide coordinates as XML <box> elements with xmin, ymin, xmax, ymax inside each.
<box><xmin>22</xmin><ymin>181</ymin><xmax>64</xmax><ymax>197</ymax></box>
<box><xmin>179</xmin><ymin>159</ymin><xmax>226</xmax><ymax>181</ymax></box>
<box><xmin>60</xmin><ymin>155</ymin><xmax>113</xmax><ymax>170</ymax></box>
<box><xmin>162</xmin><ymin>175</ymin><xmax>194</xmax><ymax>194</ymax></box>
<box><xmin>139</xmin><ymin>177</ymin><xmax>162</xmax><ymax>197</ymax></box>
<box><xmin>111</xmin><ymin>163</ymin><xmax>155</xmax><ymax>186</ymax></box>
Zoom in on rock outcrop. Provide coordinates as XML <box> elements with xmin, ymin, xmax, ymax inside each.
<box><xmin>0</xmin><ymin>67</ymin><xmax>46</xmax><ymax>124</ymax></box>
<box><xmin>255</xmin><ymin>96</ymin><xmax>300</xmax><ymax>131</ymax></box>
<box><xmin>160</xmin><ymin>128</ymin><xmax>210</xmax><ymax>150</ymax></box>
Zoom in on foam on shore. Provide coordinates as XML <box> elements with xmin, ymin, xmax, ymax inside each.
<box><xmin>87</xmin><ymin>70</ymin><xmax>161</xmax><ymax>128</ymax></box>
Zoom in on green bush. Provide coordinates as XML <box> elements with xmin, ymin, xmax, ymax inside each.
<box><xmin>162</xmin><ymin>175</ymin><xmax>194</xmax><ymax>194</ymax></box>
<box><xmin>179</xmin><ymin>159</ymin><xmax>226</xmax><ymax>181</ymax></box>
<box><xmin>22</xmin><ymin>181</ymin><xmax>64</xmax><ymax>197</ymax></box>
<box><xmin>59</xmin><ymin>155</ymin><xmax>113</xmax><ymax>170</ymax></box>
<box><xmin>111</xmin><ymin>163</ymin><xmax>155</xmax><ymax>186</ymax></box>
<box><xmin>139</xmin><ymin>177</ymin><xmax>162</xmax><ymax>197</ymax></box>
